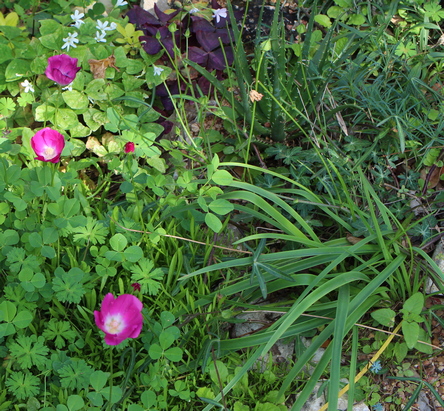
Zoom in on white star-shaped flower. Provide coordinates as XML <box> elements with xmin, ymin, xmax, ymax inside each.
<box><xmin>96</xmin><ymin>21</ymin><xmax>114</xmax><ymax>32</ymax></box>
<box><xmin>21</xmin><ymin>80</ymin><xmax>34</xmax><ymax>93</ymax></box>
<box><xmin>189</xmin><ymin>7</ymin><xmax>200</xmax><ymax>13</ymax></box>
<box><xmin>71</xmin><ymin>10</ymin><xmax>85</xmax><ymax>28</ymax></box>
<box><xmin>109</xmin><ymin>22</ymin><xmax>117</xmax><ymax>30</ymax></box>
<box><xmin>95</xmin><ymin>31</ymin><xmax>107</xmax><ymax>43</ymax></box>
<box><xmin>153</xmin><ymin>66</ymin><xmax>164</xmax><ymax>76</ymax></box>
<box><xmin>212</xmin><ymin>8</ymin><xmax>227</xmax><ymax>23</ymax></box>
<box><xmin>61</xmin><ymin>32</ymin><xmax>79</xmax><ymax>51</ymax></box>
<box><xmin>115</xmin><ymin>0</ymin><xmax>128</xmax><ymax>6</ymax></box>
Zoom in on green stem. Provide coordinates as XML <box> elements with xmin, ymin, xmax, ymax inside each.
<box><xmin>108</xmin><ymin>347</ymin><xmax>113</xmax><ymax>411</ymax></box>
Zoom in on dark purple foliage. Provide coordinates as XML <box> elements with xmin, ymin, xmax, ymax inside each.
<box><xmin>126</xmin><ymin>1</ymin><xmax>239</xmax><ymax>135</ymax></box>
<box><xmin>126</xmin><ymin>2</ymin><xmax>237</xmax><ymax>71</ymax></box>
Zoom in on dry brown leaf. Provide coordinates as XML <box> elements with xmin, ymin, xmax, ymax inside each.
<box><xmin>346</xmin><ymin>233</ymin><xmax>363</xmax><ymax>244</ymax></box>
<box><xmin>421</xmin><ymin>166</ymin><xmax>444</xmax><ymax>189</ymax></box>
<box><xmin>390</xmin><ymin>15</ymin><xmax>405</xmax><ymax>25</ymax></box>
<box><xmin>88</xmin><ymin>55</ymin><xmax>119</xmax><ymax>79</ymax></box>
<box><xmin>249</xmin><ymin>90</ymin><xmax>263</xmax><ymax>102</ymax></box>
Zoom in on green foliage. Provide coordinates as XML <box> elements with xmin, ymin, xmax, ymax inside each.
<box><xmin>8</xmin><ymin>335</ymin><xmax>49</xmax><ymax>370</ymax></box>
<box><xmin>0</xmin><ymin>0</ymin><xmax>442</xmax><ymax>409</ymax></box>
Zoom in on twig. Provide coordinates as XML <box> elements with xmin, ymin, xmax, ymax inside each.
<box><xmin>109</xmin><ymin>216</ymin><xmax>252</xmax><ymax>255</ymax></box>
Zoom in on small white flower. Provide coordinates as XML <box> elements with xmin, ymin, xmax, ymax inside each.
<box><xmin>212</xmin><ymin>7</ymin><xmax>227</xmax><ymax>23</ymax></box>
<box><xmin>115</xmin><ymin>0</ymin><xmax>128</xmax><ymax>6</ymax></box>
<box><xmin>62</xmin><ymin>85</ymin><xmax>73</xmax><ymax>91</ymax></box>
<box><xmin>109</xmin><ymin>22</ymin><xmax>117</xmax><ymax>30</ymax></box>
<box><xmin>153</xmin><ymin>66</ymin><xmax>164</xmax><ymax>76</ymax></box>
<box><xmin>96</xmin><ymin>20</ymin><xmax>114</xmax><ymax>32</ymax></box>
<box><xmin>61</xmin><ymin>32</ymin><xmax>79</xmax><ymax>51</ymax></box>
<box><xmin>189</xmin><ymin>7</ymin><xmax>200</xmax><ymax>13</ymax></box>
<box><xmin>21</xmin><ymin>80</ymin><xmax>34</xmax><ymax>93</ymax></box>
<box><xmin>95</xmin><ymin>31</ymin><xmax>107</xmax><ymax>43</ymax></box>
<box><xmin>71</xmin><ymin>10</ymin><xmax>85</xmax><ymax>28</ymax></box>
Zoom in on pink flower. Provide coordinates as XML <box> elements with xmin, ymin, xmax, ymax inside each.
<box><xmin>124</xmin><ymin>142</ymin><xmax>135</xmax><ymax>153</ymax></box>
<box><xmin>45</xmin><ymin>54</ymin><xmax>81</xmax><ymax>86</ymax></box>
<box><xmin>131</xmin><ymin>283</ymin><xmax>141</xmax><ymax>291</ymax></box>
<box><xmin>94</xmin><ymin>293</ymin><xmax>143</xmax><ymax>346</ymax></box>
<box><xmin>31</xmin><ymin>128</ymin><xmax>65</xmax><ymax>163</ymax></box>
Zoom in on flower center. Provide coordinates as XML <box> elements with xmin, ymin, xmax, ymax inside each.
<box><xmin>104</xmin><ymin>314</ymin><xmax>125</xmax><ymax>334</ymax></box>
<box><xmin>43</xmin><ymin>146</ymin><xmax>56</xmax><ymax>160</ymax></box>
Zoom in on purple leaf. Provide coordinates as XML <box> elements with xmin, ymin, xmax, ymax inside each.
<box><xmin>154</xmin><ymin>3</ymin><xmax>180</xmax><ymax>23</ymax></box>
<box><xmin>195</xmin><ymin>31</ymin><xmax>219</xmax><ymax>52</ymax></box>
<box><xmin>207</xmin><ymin>46</ymin><xmax>233</xmax><ymax>71</ymax></box>
<box><xmin>126</xmin><ymin>6</ymin><xmax>161</xmax><ymax>27</ymax></box>
<box><xmin>188</xmin><ymin>46</ymin><xmax>209</xmax><ymax>66</ymax></box>
<box><xmin>191</xmin><ymin>17</ymin><xmax>215</xmax><ymax>32</ymax></box>
<box><xmin>140</xmin><ymin>36</ymin><xmax>162</xmax><ymax>54</ymax></box>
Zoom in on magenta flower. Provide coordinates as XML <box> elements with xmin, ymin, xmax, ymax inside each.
<box><xmin>31</xmin><ymin>128</ymin><xmax>65</xmax><ymax>163</ymax></box>
<box><xmin>124</xmin><ymin>142</ymin><xmax>135</xmax><ymax>153</ymax></box>
<box><xmin>45</xmin><ymin>54</ymin><xmax>81</xmax><ymax>86</ymax></box>
<box><xmin>94</xmin><ymin>293</ymin><xmax>143</xmax><ymax>346</ymax></box>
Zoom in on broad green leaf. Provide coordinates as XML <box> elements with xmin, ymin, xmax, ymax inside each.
<box><xmin>164</xmin><ymin>347</ymin><xmax>182</xmax><ymax>362</ymax></box>
<box><xmin>370</xmin><ymin>308</ymin><xmax>396</xmax><ymax>327</ymax></box>
<box><xmin>205</xmin><ymin>212</ymin><xmax>222</xmax><ymax>233</ymax></box>
<box><xmin>124</xmin><ymin>245</ymin><xmax>143</xmax><ymax>262</ymax></box>
<box><xmin>0</xmin><ymin>300</ymin><xmax>16</xmax><ymax>322</ymax></box>
<box><xmin>211</xmin><ymin>169</ymin><xmax>233</xmax><ymax>186</ymax></box>
<box><xmin>402</xmin><ymin>321</ymin><xmax>419</xmax><ymax>349</ymax></box>
<box><xmin>90</xmin><ymin>371</ymin><xmax>109</xmax><ymax>392</ymax></box>
<box><xmin>67</xmin><ymin>395</ymin><xmax>84</xmax><ymax>411</ymax></box>
<box><xmin>100</xmin><ymin>385</ymin><xmax>122</xmax><ymax>404</ymax></box>
<box><xmin>62</xmin><ymin>90</ymin><xmax>89</xmax><ymax>110</ymax></box>
<box><xmin>347</xmin><ymin>13</ymin><xmax>366</xmax><ymax>25</ymax></box>
<box><xmin>5</xmin><ymin>59</ymin><xmax>30</xmax><ymax>81</ymax></box>
<box><xmin>13</xmin><ymin>310</ymin><xmax>33</xmax><ymax>329</ymax></box>
<box><xmin>394</xmin><ymin>342</ymin><xmax>408</xmax><ymax>363</ymax></box>
<box><xmin>28</xmin><ymin>232</ymin><xmax>43</xmax><ymax>248</ymax></box>
<box><xmin>160</xmin><ymin>311</ymin><xmax>175</xmax><ymax>328</ymax></box>
<box><xmin>41</xmin><ymin>246</ymin><xmax>56</xmax><ymax>259</ymax></box>
<box><xmin>208</xmin><ymin>361</ymin><xmax>229</xmax><ymax>384</ymax></box>
<box><xmin>54</xmin><ymin>108</ymin><xmax>78</xmax><ymax>129</ymax></box>
<box><xmin>34</xmin><ymin>104</ymin><xmax>56</xmax><ymax>122</ymax></box>
<box><xmin>327</xmin><ymin>6</ymin><xmax>344</xmax><ymax>18</ymax></box>
<box><xmin>159</xmin><ymin>329</ymin><xmax>176</xmax><ymax>350</ymax></box>
<box><xmin>334</xmin><ymin>0</ymin><xmax>352</xmax><ymax>7</ymax></box>
<box><xmin>402</xmin><ymin>292</ymin><xmax>424</xmax><ymax>315</ymax></box>
<box><xmin>414</xmin><ymin>328</ymin><xmax>433</xmax><ymax>354</ymax></box>
<box><xmin>141</xmin><ymin>390</ymin><xmax>157</xmax><ymax>408</ymax></box>
<box><xmin>208</xmin><ymin>199</ymin><xmax>234</xmax><ymax>215</ymax></box>
<box><xmin>110</xmin><ymin>233</ymin><xmax>127</xmax><ymax>252</ymax></box>
<box><xmin>314</xmin><ymin>14</ymin><xmax>332</xmax><ymax>28</ymax></box>
<box><xmin>148</xmin><ymin>343</ymin><xmax>163</xmax><ymax>360</ymax></box>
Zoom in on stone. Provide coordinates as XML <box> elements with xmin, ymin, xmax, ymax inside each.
<box><xmin>231</xmin><ymin>310</ymin><xmax>294</xmax><ymax>372</ymax></box>
<box><xmin>298</xmin><ymin>382</ymin><xmax>370</xmax><ymax>411</ymax></box>
<box><xmin>141</xmin><ymin>0</ymin><xmax>170</xmax><ymax>13</ymax></box>
<box><xmin>426</xmin><ymin>240</ymin><xmax>444</xmax><ymax>294</ymax></box>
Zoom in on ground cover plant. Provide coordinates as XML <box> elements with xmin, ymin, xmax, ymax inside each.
<box><xmin>2</xmin><ymin>0</ymin><xmax>444</xmax><ymax>410</ymax></box>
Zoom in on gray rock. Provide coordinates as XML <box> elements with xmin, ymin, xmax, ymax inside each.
<box><xmin>141</xmin><ymin>0</ymin><xmax>170</xmax><ymax>13</ymax></box>
<box><xmin>299</xmin><ymin>382</ymin><xmax>370</xmax><ymax>411</ymax></box>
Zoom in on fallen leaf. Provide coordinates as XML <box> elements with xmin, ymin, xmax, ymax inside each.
<box><xmin>249</xmin><ymin>90</ymin><xmax>263</xmax><ymax>102</ymax></box>
<box><xmin>347</xmin><ymin>233</ymin><xmax>363</xmax><ymax>244</ymax></box>
<box><xmin>88</xmin><ymin>55</ymin><xmax>119</xmax><ymax>79</ymax></box>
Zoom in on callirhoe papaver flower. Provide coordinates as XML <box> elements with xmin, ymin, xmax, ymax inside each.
<box><xmin>31</xmin><ymin>128</ymin><xmax>65</xmax><ymax>163</ymax></box>
<box><xmin>94</xmin><ymin>293</ymin><xmax>143</xmax><ymax>346</ymax></box>
<box><xmin>124</xmin><ymin>142</ymin><xmax>135</xmax><ymax>153</ymax></box>
<box><xmin>45</xmin><ymin>54</ymin><xmax>81</xmax><ymax>85</ymax></box>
